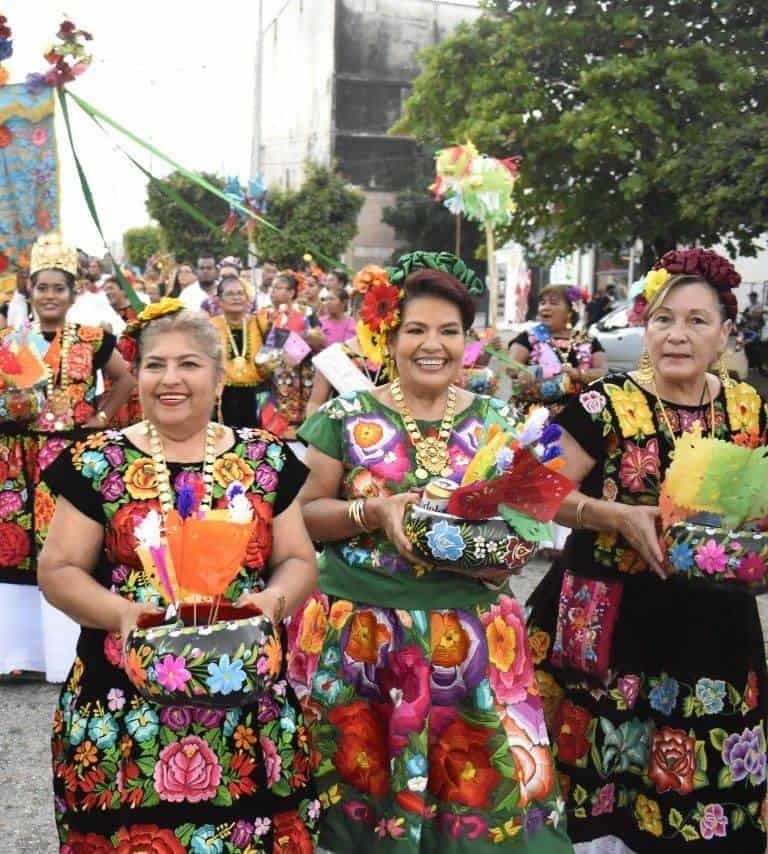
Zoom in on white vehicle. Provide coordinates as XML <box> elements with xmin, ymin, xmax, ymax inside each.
<box><xmin>590</xmin><ymin>304</ymin><xmax>748</xmax><ymax>381</ymax></box>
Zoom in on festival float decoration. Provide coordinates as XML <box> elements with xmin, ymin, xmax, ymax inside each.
<box><xmin>404</xmin><ymin>407</ymin><xmax>574</xmax><ymax>587</ymax></box>
<box><xmin>125</xmin><ymin>483</ymin><xmax>282</xmax><ymax>708</ymax></box>
<box><xmin>0</xmin><ymin>325</ymin><xmax>49</xmax><ymax>421</ymax></box>
<box><xmin>660</xmin><ymin>428</ymin><xmax>768</xmax><ymax>593</ymax></box>
<box><xmin>431</xmin><ymin>141</ymin><xmax>519</xmax><ymax>327</ymax></box>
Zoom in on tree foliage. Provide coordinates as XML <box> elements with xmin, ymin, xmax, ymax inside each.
<box><xmin>394</xmin><ymin>1</ymin><xmax>768</xmax><ymax>268</ymax></box>
<box><xmin>382</xmin><ymin>182</ymin><xmax>483</xmax><ymax>265</ymax></box>
<box><xmin>123</xmin><ymin>225</ymin><xmax>165</xmax><ymax>270</ymax></box>
<box><xmin>252</xmin><ymin>164</ymin><xmax>364</xmax><ymax>268</ymax></box>
<box><xmin>145</xmin><ymin>172</ymin><xmax>247</xmax><ymax>263</ymax></box>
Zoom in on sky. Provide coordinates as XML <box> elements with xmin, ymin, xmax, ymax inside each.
<box><xmin>5</xmin><ymin>0</ymin><xmax>273</xmax><ymax>256</ymax></box>
<box><xmin>4</xmin><ymin>0</ymin><xmax>481</xmax><ymax>260</ymax></box>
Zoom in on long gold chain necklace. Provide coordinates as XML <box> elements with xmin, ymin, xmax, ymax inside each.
<box><xmin>225</xmin><ymin>317</ymin><xmax>249</xmax><ymax>376</ymax></box>
<box><xmin>390</xmin><ymin>377</ymin><xmax>456</xmax><ymax>479</ymax></box>
<box><xmin>146</xmin><ymin>420</ymin><xmax>218</xmax><ymax>515</ymax></box>
<box><xmin>34</xmin><ymin>320</ymin><xmax>76</xmax><ymax>417</ymax></box>
<box><xmin>650</xmin><ymin>375</ymin><xmax>717</xmax><ymax>445</ymax></box>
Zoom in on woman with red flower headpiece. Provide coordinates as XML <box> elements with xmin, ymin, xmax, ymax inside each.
<box><xmin>290</xmin><ymin>252</ymin><xmax>573</xmax><ymax>853</ymax></box>
<box><xmin>0</xmin><ymin>233</ymin><xmax>134</xmax><ymax>683</ymax></box>
<box><xmin>526</xmin><ymin>247</ymin><xmax>768</xmax><ymax>852</ymax></box>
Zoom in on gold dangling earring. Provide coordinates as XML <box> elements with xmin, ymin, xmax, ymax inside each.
<box><xmin>636</xmin><ymin>349</ymin><xmax>654</xmax><ymax>384</ymax></box>
<box><xmin>383</xmin><ymin>341</ymin><xmax>397</xmax><ymax>382</ymax></box>
<box><xmin>717</xmin><ymin>354</ymin><xmax>733</xmax><ymax>389</ymax></box>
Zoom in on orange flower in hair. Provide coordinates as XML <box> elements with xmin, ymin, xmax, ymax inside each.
<box><xmin>360</xmin><ymin>283</ymin><xmax>403</xmax><ymax>333</ymax></box>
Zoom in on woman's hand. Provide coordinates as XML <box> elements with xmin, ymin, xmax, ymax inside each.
<box><xmin>235</xmin><ymin>587</ymin><xmax>285</xmax><ymax>624</ymax></box>
<box><xmin>611</xmin><ymin>504</ymin><xmax>666</xmax><ymax>579</ymax></box>
<box><xmin>118</xmin><ymin>601</ymin><xmax>164</xmax><ymax>654</ymax></box>
<box><xmin>368</xmin><ymin>492</ymin><xmax>421</xmax><ymax>560</ymax></box>
<box><xmin>562</xmin><ymin>365</ymin><xmax>582</xmax><ymax>382</ymax></box>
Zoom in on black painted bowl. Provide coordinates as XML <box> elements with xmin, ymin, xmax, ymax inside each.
<box><xmin>125</xmin><ymin>602</ymin><xmax>282</xmax><ymax>708</ymax></box>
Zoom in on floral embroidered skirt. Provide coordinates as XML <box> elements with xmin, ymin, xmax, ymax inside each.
<box><xmin>52</xmin><ymin>628</ymin><xmax>320</xmax><ymax>852</ymax></box>
<box><xmin>288</xmin><ymin>591</ymin><xmax>573</xmax><ymax>852</ymax></box>
<box><xmin>527</xmin><ymin>562</ymin><xmax>768</xmax><ymax>851</ymax></box>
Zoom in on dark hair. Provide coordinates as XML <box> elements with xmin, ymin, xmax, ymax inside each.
<box><xmin>327</xmin><ymin>286</ymin><xmax>349</xmax><ymax>305</ymax></box>
<box><xmin>197</xmin><ymin>252</ymin><xmax>217</xmax><ymax>265</ymax></box>
<box><xmin>103</xmin><ymin>276</ymin><xmax>120</xmax><ymax>288</ymax></box>
<box><xmin>30</xmin><ymin>268</ymin><xmax>76</xmax><ymax>294</ymax></box>
<box><xmin>539</xmin><ymin>284</ymin><xmax>580</xmax><ymax>327</ymax></box>
<box><xmin>261</xmin><ymin>258</ymin><xmax>277</xmax><ymax>267</ymax></box>
<box><xmin>219</xmin><ymin>274</ymin><xmax>245</xmax><ymax>295</ymax></box>
<box><xmin>400</xmin><ymin>269</ymin><xmax>475</xmax><ymax>331</ymax></box>
<box><xmin>329</xmin><ymin>268</ymin><xmax>349</xmax><ymax>286</ymax></box>
<box><xmin>275</xmin><ymin>273</ymin><xmax>298</xmax><ymax>297</ymax></box>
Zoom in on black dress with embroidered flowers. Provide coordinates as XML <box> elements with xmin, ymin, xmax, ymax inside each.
<box><xmin>42</xmin><ymin>427</ymin><xmax>319</xmax><ymax>853</ymax></box>
<box><xmin>526</xmin><ymin>373</ymin><xmax>768</xmax><ymax>852</ymax></box>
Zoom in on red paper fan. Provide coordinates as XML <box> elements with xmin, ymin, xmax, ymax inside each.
<box><xmin>447</xmin><ymin>449</ymin><xmax>575</xmax><ymax>521</ymax></box>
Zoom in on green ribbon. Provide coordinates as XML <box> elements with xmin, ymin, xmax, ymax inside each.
<box><xmin>56</xmin><ymin>87</ymin><xmax>144</xmax><ymax>313</ymax></box>
<box><xmin>63</xmin><ymin>88</ymin><xmax>347</xmax><ymax>272</ymax></box>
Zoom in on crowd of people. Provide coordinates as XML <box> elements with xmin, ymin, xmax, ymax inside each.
<box><xmin>1</xmin><ymin>233</ymin><xmax>766</xmax><ymax>853</ymax></box>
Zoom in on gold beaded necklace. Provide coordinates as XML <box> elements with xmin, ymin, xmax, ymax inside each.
<box><xmin>390</xmin><ymin>377</ymin><xmax>456</xmax><ymax>479</ymax></box>
<box><xmin>34</xmin><ymin>320</ymin><xmax>76</xmax><ymax>417</ymax></box>
<box><xmin>145</xmin><ymin>420</ymin><xmax>218</xmax><ymax>515</ymax></box>
<box><xmin>225</xmin><ymin>318</ymin><xmax>249</xmax><ymax>376</ymax></box>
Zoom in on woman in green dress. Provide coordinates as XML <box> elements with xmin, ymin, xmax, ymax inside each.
<box><xmin>289</xmin><ymin>252</ymin><xmax>573</xmax><ymax>852</ymax></box>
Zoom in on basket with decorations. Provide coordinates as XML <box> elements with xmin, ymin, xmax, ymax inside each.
<box><xmin>404</xmin><ymin>407</ymin><xmax>574</xmax><ymax>587</ymax></box>
<box><xmin>125</xmin><ymin>479</ymin><xmax>282</xmax><ymax>708</ymax></box>
<box><xmin>0</xmin><ymin>325</ymin><xmax>49</xmax><ymax>423</ymax></box>
<box><xmin>660</xmin><ymin>427</ymin><xmax>768</xmax><ymax>594</ymax></box>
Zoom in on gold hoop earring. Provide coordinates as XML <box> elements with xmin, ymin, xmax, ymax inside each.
<box><xmin>717</xmin><ymin>354</ymin><xmax>733</xmax><ymax>388</ymax></box>
<box><xmin>636</xmin><ymin>349</ymin><xmax>654</xmax><ymax>384</ymax></box>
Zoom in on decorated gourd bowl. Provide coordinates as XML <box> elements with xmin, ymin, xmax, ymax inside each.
<box><xmin>664</xmin><ymin>522</ymin><xmax>768</xmax><ymax>594</ymax></box>
<box><xmin>0</xmin><ymin>385</ymin><xmax>46</xmax><ymax>423</ymax></box>
<box><xmin>125</xmin><ymin>602</ymin><xmax>282</xmax><ymax>708</ymax></box>
<box><xmin>404</xmin><ymin>505</ymin><xmax>537</xmax><ymax>587</ymax></box>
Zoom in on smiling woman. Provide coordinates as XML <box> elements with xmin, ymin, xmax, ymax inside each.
<box><xmin>35</xmin><ymin>301</ymin><xmax>321</xmax><ymax>850</ymax></box>
<box><xmin>526</xmin><ymin>248</ymin><xmax>768</xmax><ymax>852</ymax></box>
<box><xmin>290</xmin><ymin>253</ymin><xmax>572</xmax><ymax>853</ymax></box>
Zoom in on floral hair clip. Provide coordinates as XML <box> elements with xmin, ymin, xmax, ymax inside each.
<box><xmin>124</xmin><ymin>297</ymin><xmax>186</xmax><ymax>338</ymax></box>
<box><xmin>352</xmin><ymin>265</ymin><xmax>389</xmax><ymax>295</ymax></box>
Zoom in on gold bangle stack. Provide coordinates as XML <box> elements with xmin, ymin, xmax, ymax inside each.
<box><xmin>348</xmin><ymin>498</ymin><xmax>372</xmax><ymax>532</ymax></box>
<box><xmin>273</xmin><ymin>592</ymin><xmax>287</xmax><ymax>624</ymax></box>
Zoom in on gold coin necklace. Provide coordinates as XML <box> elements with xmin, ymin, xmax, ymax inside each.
<box><xmin>226</xmin><ymin>318</ymin><xmax>249</xmax><ymax>376</ymax></box>
<box><xmin>390</xmin><ymin>377</ymin><xmax>456</xmax><ymax>479</ymax></box>
<box><xmin>35</xmin><ymin>321</ymin><xmax>76</xmax><ymax>429</ymax></box>
<box><xmin>146</xmin><ymin>420</ymin><xmax>217</xmax><ymax>515</ymax></box>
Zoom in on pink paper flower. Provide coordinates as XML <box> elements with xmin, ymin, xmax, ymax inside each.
<box><xmin>30</xmin><ymin>126</ymin><xmax>49</xmax><ymax>147</ymax></box>
<box><xmin>695</xmin><ymin>540</ymin><xmax>728</xmax><ymax>575</ymax></box>
<box><xmin>153</xmin><ymin>735</ymin><xmax>221</xmax><ymax>802</ymax></box>
<box><xmin>154</xmin><ymin>654</ymin><xmax>191</xmax><ymax>691</ymax></box>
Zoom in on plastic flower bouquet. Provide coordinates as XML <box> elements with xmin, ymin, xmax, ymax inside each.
<box><xmin>0</xmin><ymin>326</ymin><xmax>48</xmax><ymax>423</ymax></box>
<box><xmin>125</xmin><ymin>483</ymin><xmax>282</xmax><ymax>707</ymax></box>
<box><xmin>660</xmin><ymin>429</ymin><xmax>768</xmax><ymax>593</ymax></box>
<box><xmin>404</xmin><ymin>407</ymin><xmax>574</xmax><ymax>587</ymax></box>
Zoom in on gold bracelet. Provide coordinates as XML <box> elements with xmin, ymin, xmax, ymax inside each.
<box><xmin>96</xmin><ymin>409</ymin><xmax>109</xmax><ymax>424</ymax></box>
<box><xmin>575</xmin><ymin>498</ymin><xmax>588</xmax><ymax>529</ymax></box>
<box><xmin>348</xmin><ymin>498</ymin><xmax>372</xmax><ymax>532</ymax></box>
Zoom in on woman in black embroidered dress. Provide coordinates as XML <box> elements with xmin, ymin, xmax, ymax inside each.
<box><xmin>527</xmin><ymin>250</ymin><xmax>768</xmax><ymax>852</ymax></box>
<box><xmin>38</xmin><ymin>305</ymin><xmax>320</xmax><ymax>852</ymax></box>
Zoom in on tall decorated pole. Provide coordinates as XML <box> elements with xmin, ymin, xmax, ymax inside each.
<box><xmin>431</xmin><ymin>142</ymin><xmax>519</xmax><ymax>328</ymax></box>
